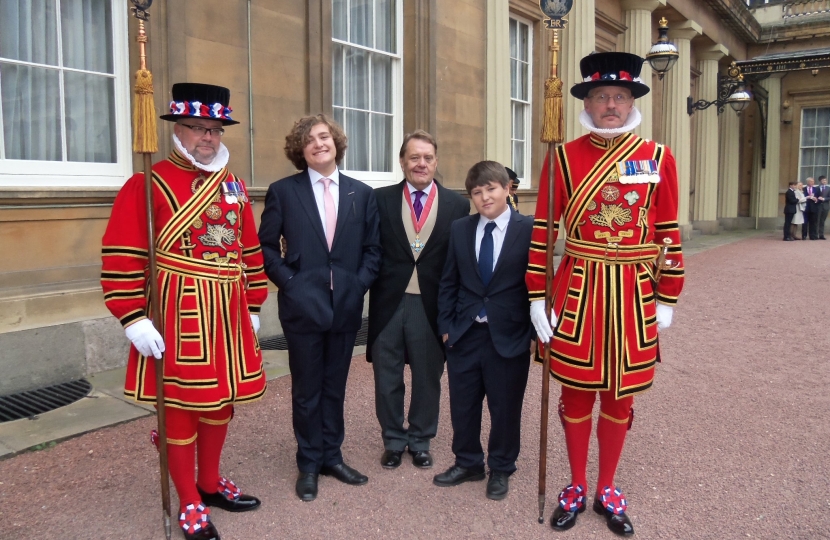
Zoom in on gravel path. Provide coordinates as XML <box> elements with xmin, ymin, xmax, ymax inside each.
<box><xmin>0</xmin><ymin>231</ymin><xmax>828</xmax><ymax>540</ymax></box>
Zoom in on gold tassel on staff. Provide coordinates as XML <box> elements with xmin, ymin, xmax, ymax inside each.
<box><xmin>536</xmin><ymin>0</ymin><xmax>571</xmax><ymax>524</ymax></box>
<box><xmin>129</xmin><ymin>2</ymin><xmax>171</xmax><ymax>539</ymax></box>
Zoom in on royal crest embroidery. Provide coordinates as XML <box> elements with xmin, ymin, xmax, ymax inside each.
<box><xmin>588</xmin><ymin>200</ymin><xmax>597</xmax><ymax>211</ymax></box>
<box><xmin>206</xmin><ymin>204</ymin><xmax>222</xmax><ymax>220</ymax></box>
<box><xmin>607</xmin><ymin>170</ymin><xmax>620</xmax><ymax>183</ymax></box>
<box><xmin>191</xmin><ymin>175</ymin><xmax>206</xmax><ymax>194</ymax></box>
<box><xmin>589</xmin><ymin>203</ymin><xmax>632</xmax><ymax>231</ymax></box>
<box><xmin>199</xmin><ymin>223</ymin><xmax>236</xmax><ymax>247</ymax></box>
<box><xmin>601</xmin><ymin>185</ymin><xmax>620</xmax><ymax>202</ymax></box>
<box><xmin>226</xmin><ymin>210</ymin><xmax>238</xmax><ymax>226</ymax></box>
<box><xmin>192</xmin><ymin>217</ymin><xmax>204</xmax><ymax>229</ymax></box>
<box><xmin>623</xmin><ymin>191</ymin><xmax>640</xmax><ymax>206</ymax></box>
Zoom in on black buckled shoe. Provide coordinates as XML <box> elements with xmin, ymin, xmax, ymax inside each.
<box><xmin>485</xmin><ymin>471</ymin><xmax>509</xmax><ymax>500</ymax></box>
<box><xmin>593</xmin><ymin>487</ymin><xmax>635</xmax><ymax>536</ymax></box>
<box><xmin>295</xmin><ymin>472</ymin><xmax>319</xmax><ymax>502</ymax></box>
<box><xmin>550</xmin><ymin>484</ymin><xmax>586</xmax><ymax>531</ymax></box>
<box><xmin>381</xmin><ymin>450</ymin><xmax>403</xmax><ymax>469</ymax></box>
<box><xmin>409</xmin><ymin>450</ymin><xmax>433</xmax><ymax>469</ymax></box>
<box><xmin>180</xmin><ymin>503</ymin><xmax>220</xmax><ymax>540</ymax></box>
<box><xmin>197</xmin><ymin>477</ymin><xmax>261</xmax><ymax>512</ymax></box>
<box><xmin>320</xmin><ymin>462</ymin><xmax>368</xmax><ymax>485</ymax></box>
<box><xmin>432</xmin><ymin>464</ymin><xmax>486</xmax><ymax>487</ymax></box>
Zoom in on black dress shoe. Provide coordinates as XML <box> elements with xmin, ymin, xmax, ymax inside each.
<box><xmin>485</xmin><ymin>471</ymin><xmax>509</xmax><ymax>500</ymax></box>
<box><xmin>295</xmin><ymin>472</ymin><xmax>318</xmax><ymax>502</ymax></box>
<box><xmin>197</xmin><ymin>486</ymin><xmax>261</xmax><ymax>512</ymax></box>
<box><xmin>550</xmin><ymin>503</ymin><xmax>585</xmax><ymax>531</ymax></box>
<box><xmin>381</xmin><ymin>450</ymin><xmax>403</xmax><ymax>469</ymax></box>
<box><xmin>432</xmin><ymin>464</ymin><xmax>486</xmax><ymax>487</ymax></box>
<box><xmin>409</xmin><ymin>450</ymin><xmax>433</xmax><ymax>469</ymax></box>
<box><xmin>593</xmin><ymin>498</ymin><xmax>634</xmax><ymax>536</ymax></box>
<box><xmin>320</xmin><ymin>462</ymin><xmax>368</xmax><ymax>485</ymax></box>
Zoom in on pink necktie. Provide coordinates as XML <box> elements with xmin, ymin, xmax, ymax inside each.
<box><xmin>321</xmin><ymin>177</ymin><xmax>336</xmax><ymax>249</ymax></box>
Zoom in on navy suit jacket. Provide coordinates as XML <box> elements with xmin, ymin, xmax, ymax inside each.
<box><xmin>259</xmin><ymin>170</ymin><xmax>381</xmax><ymax>334</ymax></box>
<box><xmin>804</xmin><ymin>185</ymin><xmax>821</xmax><ymax>213</ymax></box>
<box><xmin>437</xmin><ymin>209</ymin><xmax>533</xmax><ymax>359</ymax></box>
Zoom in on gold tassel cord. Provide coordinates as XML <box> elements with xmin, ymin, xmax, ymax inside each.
<box><xmin>133</xmin><ymin>68</ymin><xmax>159</xmax><ymax>154</ymax></box>
<box><xmin>541</xmin><ymin>76</ymin><xmax>564</xmax><ymax>144</ymax></box>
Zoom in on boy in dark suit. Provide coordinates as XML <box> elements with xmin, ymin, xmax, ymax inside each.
<box><xmin>433</xmin><ymin>161</ymin><xmax>533</xmax><ymax>501</ymax></box>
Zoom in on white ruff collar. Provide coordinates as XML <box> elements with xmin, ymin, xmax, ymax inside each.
<box><xmin>579</xmin><ymin>106</ymin><xmax>642</xmax><ymax>139</ymax></box>
<box><xmin>172</xmin><ymin>134</ymin><xmax>229</xmax><ymax>172</ymax></box>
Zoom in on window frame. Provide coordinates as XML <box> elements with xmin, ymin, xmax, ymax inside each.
<box><xmin>797</xmin><ymin>106</ymin><xmax>830</xmax><ymax>182</ymax></box>
<box><xmin>0</xmin><ymin>0</ymin><xmax>132</xmax><ymax>187</ymax></box>
<box><xmin>332</xmin><ymin>0</ymin><xmax>403</xmax><ymax>188</ymax></box>
<box><xmin>509</xmin><ymin>15</ymin><xmax>533</xmax><ymax>190</ymax></box>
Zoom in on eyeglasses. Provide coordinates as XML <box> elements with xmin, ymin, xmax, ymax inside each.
<box><xmin>179</xmin><ymin>123</ymin><xmax>225</xmax><ymax>137</ymax></box>
<box><xmin>588</xmin><ymin>93</ymin><xmax>633</xmax><ymax>105</ymax></box>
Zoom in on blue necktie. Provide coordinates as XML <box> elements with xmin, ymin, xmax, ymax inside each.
<box><xmin>478</xmin><ymin>221</ymin><xmax>496</xmax><ymax>318</ymax></box>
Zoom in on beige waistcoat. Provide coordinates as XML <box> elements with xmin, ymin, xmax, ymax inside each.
<box><xmin>402</xmin><ymin>188</ymin><xmax>438</xmax><ymax>294</ymax></box>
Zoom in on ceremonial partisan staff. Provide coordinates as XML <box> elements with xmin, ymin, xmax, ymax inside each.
<box><xmin>129</xmin><ymin>1</ymin><xmax>172</xmax><ymax>538</ymax></box>
<box><xmin>536</xmin><ymin>0</ymin><xmax>572</xmax><ymax>525</ymax></box>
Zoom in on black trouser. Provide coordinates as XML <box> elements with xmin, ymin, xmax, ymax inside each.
<box><xmin>784</xmin><ymin>211</ymin><xmax>794</xmax><ymax>239</ymax></box>
<box><xmin>446</xmin><ymin>322</ymin><xmax>530</xmax><ymax>474</ymax></box>
<box><xmin>804</xmin><ymin>211</ymin><xmax>819</xmax><ymax>239</ymax></box>
<box><xmin>819</xmin><ymin>205</ymin><xmax>829</xmax><ymax>238</ymax></box>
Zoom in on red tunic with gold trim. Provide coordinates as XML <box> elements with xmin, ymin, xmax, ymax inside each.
<box><xmin>526</xmin><ymin>132</ymin><xmax>685</xmax><ymax>398</ymax></box>
<box><xmin>101</xmin><ymin>149</ymin><xmax>268</xmax><ymax>411</ymax></box>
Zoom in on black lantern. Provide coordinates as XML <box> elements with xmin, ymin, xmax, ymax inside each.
<box><xmin>687</xmin><ymin>63</ymin><xmax>752</xmax><ymax>116</ymax></box>
<box><xmin>645</xmin><ymin>18</ymin><xmax>679</xmax><ymax>80</ymax></box>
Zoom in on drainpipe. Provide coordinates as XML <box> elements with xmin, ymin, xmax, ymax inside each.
<box><xmin>247</xmin><ymin>0</ymin><xmax>255</xmax><ymax>185</ymax></box>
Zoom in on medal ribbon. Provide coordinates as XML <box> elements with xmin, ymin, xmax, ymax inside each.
<box><xmin>404</xmin><ymin>183</ymin><xmax>437</xmax><ymax>234</ymax></box>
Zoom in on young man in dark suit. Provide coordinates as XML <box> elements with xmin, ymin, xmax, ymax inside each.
<box><xmin>259</xmin><ymin>115</ymin><xmax>381</xmax><ymax>502</ymax></box>
<box><xmin>803</xmin><ymin>177</ymin><xmax>820</xmax><ymax>240</ymax></box>
<box><xmin>434</xmin><ymin>161</ymin><xmax>533</xmax><ymax>501</ymax></box>
<box><xmin>784</xmin><ymin>181</ymin><xmax>798</xmax><ymax>241</ymax></box>
<box><xmin>368</xmin><ymin>131</ymin><xmax>470</xmax><ymax>470</ymax></box>
<box><xmin>817</xmin><ymin>175</ymin><xmax>829</xmax><ymax>240</ymax></box>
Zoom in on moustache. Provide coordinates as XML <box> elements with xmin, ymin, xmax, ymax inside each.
<box><xmin>602</xmin><ymin>111</ymin><xmax>621</xmax><ymax>118</ymax></box>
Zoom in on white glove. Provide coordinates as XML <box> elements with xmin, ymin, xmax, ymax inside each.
<box><xmin>530</xmin><ymin>299</ymin><xmax>557</xmax><ymax>343</ymax></box>
<box><xmin>250</xmin><ymin>314</ymin><xmax>260</xmax><ymax>334</ymax></box>
<box><xmin>656</xmin><ymin>303</ymin><xmax>674</xmax><ymax>331</ymax></box>
<box><xmin>125</xmin><ymin>319</ymin><xmax>165</xmax><ymax>359</ymax></box>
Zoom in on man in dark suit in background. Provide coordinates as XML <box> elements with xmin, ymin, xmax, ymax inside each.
<box><xmin>368</xmin><ymin>130</ymin><xmax>470</xmax><ymax>470</ymax></box>
<box><xmin>817</xmin><ymin>175</ymin><xmax>829</xmax><ymax>240</ymax></box>
<box><xmin>803</xmin><ymin>177</ymin><xmax>820</xmax><ymax>240</ymax></box>
<box><xmin>259</xmin><ymin>114</ymin><xmax>381</xmax><ymax>502</ymax></box>
<box><xmin>434</xmin><ymin>161</ymin><xmax>533</xmax><ymax>501</ymax></box>
<box><xmin>784</xmin><ymin>181</ymin><xmax>798</xmax><ymax>241</ymax></box>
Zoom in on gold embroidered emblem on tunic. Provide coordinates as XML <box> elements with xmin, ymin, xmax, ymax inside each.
<box><xmin>206</xmin><ymin>205</ymin><xmax>222</xmax><ymax>220</ymax></box>
<box><xmin>588</xmin><ymin>200</ymin><xmax>597</xmax><ymax>211</ymax></box>
<box><xmin>199</xmin><ymin>223</ymin><xmax>236</xmax><ymax>247</ymax></box>
<box><xmin>589</xmin><ymin>203</ymin><xmax>633</xmax><ymax>231</ymax></box>
<box><xmin>601</xmin><ymin>185</ymin><xmax>620</xmax><ymax>202</ymax></box>
<box><xmin>192</xmin><ymin>218</ymin><xmax>204</xmax><ymax>229</ymax></box>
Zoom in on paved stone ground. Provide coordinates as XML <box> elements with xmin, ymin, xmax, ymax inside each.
<box><xmin>0</xmin><ymin>230</ymin><xmax>828</xmax><ymax>540</ymax></box>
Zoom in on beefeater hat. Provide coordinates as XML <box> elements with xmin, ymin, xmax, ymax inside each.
<box><xmin>159</xmin><ymin>82</ymin><xmax>239</xmax><ymax>126</ymax></box>
<box><xmin>570</xmin><ymin>52</ymin><xmax>650</xmax><ymax>100</ymax></box>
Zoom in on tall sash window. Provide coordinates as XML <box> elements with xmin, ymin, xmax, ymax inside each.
<box><xmin>799</xmin><ymin>107</ymin><xmax>830</xmax><ymax>182</ymax></box>
<box><xmin>0</xmin><ymin>0</ymin><xmax>130</xmax><ymax>186</ymax></box>
<box><xmin>509</xmin><ymin>16</ymin><xmax>532</xmax><ymax>189</ymax></box>
<box><xmin>332</xmin><ymin>0</ymin><xmax>403</xmax><ymax>187</ymax></box>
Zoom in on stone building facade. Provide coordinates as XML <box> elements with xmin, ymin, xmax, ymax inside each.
<box><xmin>1</xmin><ymin>0</ymin><xmax>828</xmax><ymax>394</ymax></box>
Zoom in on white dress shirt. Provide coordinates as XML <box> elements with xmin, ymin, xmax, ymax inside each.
<box><xmin>308</xmin><ymin>167</ymin><xmax>340</xmax><ymax>238</ymax></box>
<box><xmin>406</xmin><ymin>180</ymin><xmax>434</xmax><ymax>207</ymax></box>
<box><xmin>475</xmin><ymin>206</ymin><xmax>512</xmax><ymax>269</ymax></box>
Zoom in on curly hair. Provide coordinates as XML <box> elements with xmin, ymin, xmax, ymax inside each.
<box><xmin>284</xmin><ymin>114</ymin><xmax>348</xmax><ymax>170</ymax></box>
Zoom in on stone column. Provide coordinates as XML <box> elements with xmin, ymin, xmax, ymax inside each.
<box><xmin>752</xmin><ymin>75</ymin><xmax>783</xmax><ymax>226</ymax></box>
<box><xmin>717</xmin><ymin>96</ymin><xmax>741</xmax><ymax>222</ymax></box>
<box><xmin>661</xmin><ymin>20</ymin><xmax>701</xmax><ymax>233</ymax></box>
<box><xmin>691</xmin><ymin>44</ymin><xmax>728</xmax><ymax>233</ymax></box>
<box><xmin>486</xmin><ymin>0</ymin><xmax>511</xmax><ymax>164</ymax></box>
<box><xmin>560</xmin><ymin>0</ymin><xmax>595</xmax><ymax>141</ymax></box>
<box><xmin>620</xmin><ymin>0</ymin><xmax>665</xmax><ymax>140</ymax></box>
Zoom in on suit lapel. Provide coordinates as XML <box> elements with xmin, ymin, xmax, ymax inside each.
<box><xmin>419</xmin><ymin>181</ymin><xmax>452</xmax><ymax>259</ymax></box>
<box><xmin>388</xmin><ymin>180</ymin><xmax>414</xmax><ymax>258</ymax></box>
<box><xmin>490</xmin><ymin>210</ymin><xmax>521</xmax><ymax>284</ymax></box>
<box><xmin>466</xmin><ymin>215</ymin><xmax>482</xmax><ymax>286</ymax></box>
<box><xmin>294</xmin><ymin>171</ymin><xmax>328</xmax><ymax>247</ymax></box>
<box><xmin>332</xmin><ymin>174</ymin><xmax>355</xmax><ymax>249</ymax></box>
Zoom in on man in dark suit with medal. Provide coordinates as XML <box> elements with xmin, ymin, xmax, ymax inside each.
<box><xmin>804</xmin><ymin>177</ymin><xmax>821</xmax><ymax>240</ymax></box>
<box><xmin>367</xmin><ymin>130</ymin><xmax>470</xmax><ymax>470</ymax></box>
<box><xmin>259</xmin><ymin>114</ymin><xmax>382</xmax><ymax>501</ymax></box>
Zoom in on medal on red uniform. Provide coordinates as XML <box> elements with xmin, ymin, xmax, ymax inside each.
<box><xmin>220</xmin><ymin>180</ymin><xmax>247</xmax><ymax>204</ymax></box>
<box><xmin>404</xmin><ymin>185</ymin><xmax>437</xmax><ymax>253</ymax></box>
<box><xmin>617</xmin><ymin>160</ymin><xmax>659</xmax><ymax>184</ymax></box>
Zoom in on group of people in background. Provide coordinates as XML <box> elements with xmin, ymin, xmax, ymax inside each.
<box><xmin>103</xmin><ymin>51</ymin><xmax>684</xmax><ymax>540</ymax></box>
<box><xmin>784</xmin><ymin>175</ymin><xmax>830</xmax><ymax>241</ymax></box>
